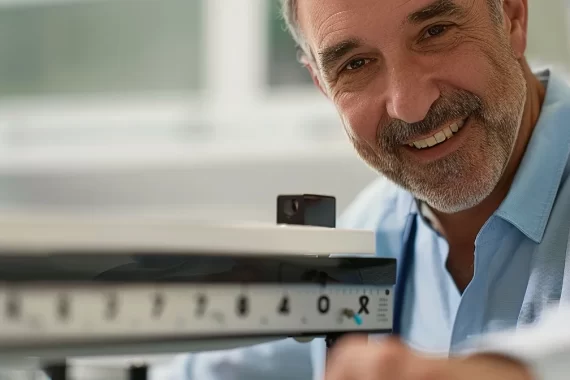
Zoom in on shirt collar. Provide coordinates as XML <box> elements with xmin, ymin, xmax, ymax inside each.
<box><xmin>495</xmin><ymin>69</ymin><xmax>570</xmax><ymax>243</ymax></box>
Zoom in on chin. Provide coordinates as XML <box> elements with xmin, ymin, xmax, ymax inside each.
<box><xmin>412</xmin><ymin>176</ymin><xmax>498</xmax><ymax>214</ymax></box>
<box><xmin>423</xmin><ymin>196</ymin><xmax>486</xmax><ymax>214</ymax></box>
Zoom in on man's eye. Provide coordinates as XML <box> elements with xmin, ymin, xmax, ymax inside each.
<box><xmin>422</xmin><ymin>25</ymin><xmax>448</xmax><ymax>39</ymax></box>
<box><xmin>344</xmin><ymin>58</ymin><xmax>370</xmax><ymax>71</ymax></box>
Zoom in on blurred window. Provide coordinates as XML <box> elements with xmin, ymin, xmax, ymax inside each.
<box><xmin>0</xmin><ymin>0</ymin><xmax>340</xmax><ymax>153</ymax></box>
<box><xmin>0</xmin><ymin>0</ymin><xmax>203</xmax><ymax>98</ymax></box>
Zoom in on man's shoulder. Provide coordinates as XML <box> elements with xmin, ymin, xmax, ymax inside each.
<box><xmin>338</xmin><ymin>176</ymin><xmax>413</xmax><ymax>232</ymax></box>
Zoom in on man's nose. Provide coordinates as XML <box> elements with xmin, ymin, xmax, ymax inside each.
<box><xmin>385</xmin><ymin>65</ymin><xmax>439</xmax><ymax>124</ymax></box>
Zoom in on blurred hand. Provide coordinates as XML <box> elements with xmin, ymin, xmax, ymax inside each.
<box><xmin>325</xmin><ymin>336</ymin><xmax>534</xmax><ymax>380</ymax></box>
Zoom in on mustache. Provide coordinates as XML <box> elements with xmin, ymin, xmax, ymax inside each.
<box><xmin>380</xmin><ymin>90</ymin><xmax>483</xmax><ymax>146</ymax></box>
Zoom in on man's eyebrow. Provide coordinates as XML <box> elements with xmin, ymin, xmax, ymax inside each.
<box><xmin>407</xmin><ymin>0</ymin><xmax>465</xmax><ymax>24</ymax></box>
<box><xmin>317</xmin><ymin>38</ymin><xmax>363</xmax><ymax>74</ymax></box>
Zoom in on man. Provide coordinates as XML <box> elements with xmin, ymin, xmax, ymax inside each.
<box><xmin>162</xmin><ymin>0</ymin><xmax>570</xmax><ymax>378</ymax></box>
<box><xmin>278</xmin><ymin>0</ymin><xmax>570</xmax><ymax>379</ymax></box>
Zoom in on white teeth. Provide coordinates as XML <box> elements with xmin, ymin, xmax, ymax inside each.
<box><xmin>434</xmin><ymin>131</ymin><xmax>446</xmax><ymax>143</ymax></box>
<box><xmin>426</xmin><ymin>137</ymin><xmax>437</xmax><ymax>147</ymax></box>
<box><xmin>450</xmin><ymin>123</ymin><xmax>459</xmax><ymax>133</ymax></box>
<box><xmin>409</xmin><ymin>119</ymin><xmax>466</xmax><ymax>150</ymax></box>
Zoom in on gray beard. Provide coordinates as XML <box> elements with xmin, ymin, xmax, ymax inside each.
<box><xmin>348</xmin><ymin>69</ymin><xmax>527</xmax><ymax>214</ymax></box>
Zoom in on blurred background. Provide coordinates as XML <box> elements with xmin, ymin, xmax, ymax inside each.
<box><xmin>0</xmin><ymin>0</ymin><xmax>567</xmax><ymax>378</ymax></box>
<box><xmin>0</xmin><ymin>0</ymin><xmax>567</xmax><ymax>221</ymax></box>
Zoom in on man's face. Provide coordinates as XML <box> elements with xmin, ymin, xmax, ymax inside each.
<box><xmin>297</xmin><ymin>0</ymin><xmax>527</xmax><ymax>213</ymax></box>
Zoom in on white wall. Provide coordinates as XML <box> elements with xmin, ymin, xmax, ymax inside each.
<box><xmin>527</xmin><ymin>0</ymin><xmax>570</xmax><ymax>71</ymax></box>
<box><xmin>0</xmin><ymin>143</ymin><xmax>378</xmax><ymax>221</ymax></box>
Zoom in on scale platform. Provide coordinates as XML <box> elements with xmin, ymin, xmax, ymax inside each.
<box><xmin>0</xmin><ymin>195</ymin><xmax>397</xmax><ymax>379</ymax></box>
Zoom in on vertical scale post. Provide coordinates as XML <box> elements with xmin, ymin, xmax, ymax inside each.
<box><xmin>43</xmin><ymin>361</ymin><xmax>67</xmax><ymax>380</ymax></box>
<box><xmin>129</xmin><ymin>364</ymin><xmax>148</xmax><ymax>380</ymax></box>
<box><xmin>276</xmin><ymin>194</ymin><xmax>342</xmax><ymax>356</ymax></box>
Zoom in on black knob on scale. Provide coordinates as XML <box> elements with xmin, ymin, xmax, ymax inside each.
<box><xmin>277</xmin><ymin>194</ymin><xmax>336</xmax><ymax>228</ymax></box>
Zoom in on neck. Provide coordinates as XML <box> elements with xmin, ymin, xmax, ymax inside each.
<box><xmin>430</xmin><ymin>61</ymin><xmax>546</xmax><ymax>249</ymax></box>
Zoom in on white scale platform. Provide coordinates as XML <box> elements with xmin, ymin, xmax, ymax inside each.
<box><xmin>0</xmin><ymin>212</ymin><xmax>395</xmax><ymax>371</ymax></box>
<box><xmin>0</xmin><ymin>213</ymin><xmax>375</xmax><ymax>257</ymax></box>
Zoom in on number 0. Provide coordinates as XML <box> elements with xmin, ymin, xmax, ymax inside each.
<box><xmin>317</xmin><ymin>295</ymin><xmax>330</xmax><ymax>314</ymax></box>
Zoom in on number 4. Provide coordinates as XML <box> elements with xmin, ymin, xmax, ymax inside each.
<box><xmin>278</xmin><ymin>295</ymin><xmax>290</xmax><ymax>315</ymax></box>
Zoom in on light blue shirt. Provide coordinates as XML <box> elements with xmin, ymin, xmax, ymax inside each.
<box><xmin>168</xmin><ymin>68</ymin><xmax>570</xmax><ymax>380</ymax></box>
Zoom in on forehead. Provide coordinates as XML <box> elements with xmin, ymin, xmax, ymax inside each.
<box><xmin>297</xmin><ymin>0</ymin><xmax>475</xmax><ymax>50</ymax></box>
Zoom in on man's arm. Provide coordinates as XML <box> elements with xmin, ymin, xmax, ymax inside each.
<box><xmin>323</xmin><ymin>304</ymin><xmax>570</xmax><ymax>380</ymax></box>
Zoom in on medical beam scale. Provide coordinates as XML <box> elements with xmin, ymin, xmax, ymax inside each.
<box><xmin>0</xmin><ymin>194</ymin><xmax>396</xmax><ymax>380</ymax></box>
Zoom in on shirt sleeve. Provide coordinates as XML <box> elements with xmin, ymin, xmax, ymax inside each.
<box><xmin>467</xmin><ymin>304</ymin><xmax>570</xmax><ymax>380</ymax></box>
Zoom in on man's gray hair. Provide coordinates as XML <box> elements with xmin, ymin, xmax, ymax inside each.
<box><xmin>280</xmin><ymin>0</ymin><xmax>301</xmax><ymax>45</ymax></box>
<box><xmin>280</xmin><ymin>0</ymin><xmax>503</xmax><ymax>61</ymax></box>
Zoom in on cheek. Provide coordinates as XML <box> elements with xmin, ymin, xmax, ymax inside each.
<box><xmin>333</xmin><ymin>88</ymin><xmax>384</xmax><ymax>143</ymax></box>
<box><xmin>432</xmin><ymin>45</ymin><xmax>504</xmax><ymax>102</ymax></box>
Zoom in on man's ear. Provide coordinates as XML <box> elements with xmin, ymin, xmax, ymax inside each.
<box><xmin>300</xmin><ymin>54</ymin><xmax>329</xmax><ymax>98</ymax></box>
<box><xmin>502</xmin><ymin>0</ymin><xmax>528</xmax><ymax>58</ymax></box>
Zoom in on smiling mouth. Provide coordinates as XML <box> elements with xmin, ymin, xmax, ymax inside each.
<box><xmin>407</xmin><ymin>119</ymin><xmax>466</xmax><ymax>150</ymax></box>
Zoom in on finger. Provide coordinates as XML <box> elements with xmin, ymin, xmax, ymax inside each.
<box><xmin>327</xmin><ymin>334</ymin><xmax>401</xmax><ymax>363</ymax></box>
<box><xmin>327</xmin><ymin>334</ymin><xmax>370</xmax><ymax>360</ymax></box>
<box><xmin>325</xmin><ymin>334</ymin><xmax>372</xmax><ymax>369</ymax></box>
<box><xmin>325</xmin><ymin>337</ymin><xmax>411</xmax><ymax>380</ymax></box>
<box><xmin>402</xmin><ymin>355</ymin><xmax>450</xmax><ymax>380</ymax></box>
<box><xmin>446</xmin><ymin>354</ymin><xmax>533</xmax><ymax>380</ymax></box>
<box><xmin>400</xmin><ymin>353</ymin><xmax>531</xmax><ymax>380</ymax></box>
<box><xmin>326</xmin><ymin>344</ymin><xmax>379</xmax><ymax>380</ymax></box>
